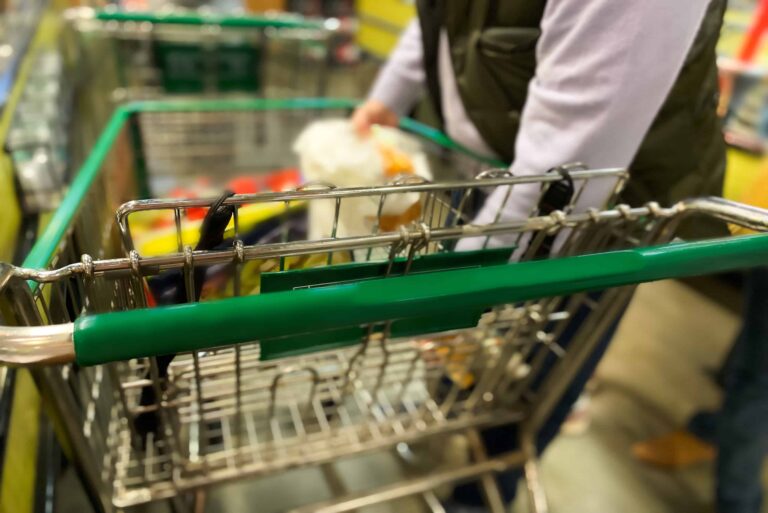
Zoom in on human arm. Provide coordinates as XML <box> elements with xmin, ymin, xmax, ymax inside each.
<box><xmin>462</xmin><ymin>0</ymin><xmax>713</xmax><ymax>249</ymax></box>
<box><xmin>352</xmin><ymin>19</ymin><xmax>426</xmax><ymax>134</ymax></box>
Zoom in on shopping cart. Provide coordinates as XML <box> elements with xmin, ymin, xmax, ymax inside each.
<box><xmin>6</xmin><ymin>7</ymin><xmax>359</xmax><ymax>217</ymax></box>
<box><xmin>65</xmin><ymin>7</ymin><xmax>358</xmax><ymax>101</ymax></box>
<box><xmin>2</xmin><ymin>98</ymin><xmax>768</xmax><ymax>513</ymax></box>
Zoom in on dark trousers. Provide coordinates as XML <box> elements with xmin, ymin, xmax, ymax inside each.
<box><xmin>688</xmin><ymin>267</ymin><xmax>768</xmax><ymax>513</ymax></box>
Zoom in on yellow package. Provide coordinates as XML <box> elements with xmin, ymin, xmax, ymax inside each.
<box><xmin>730</xmin><ymin>158</ymin><xmax>768</xmax><ymax>236</ymax></box>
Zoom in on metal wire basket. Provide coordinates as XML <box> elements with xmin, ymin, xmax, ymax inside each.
<box><xmin>2</xmin><ymin>99</ymin><xmax>768</xmax><ymax>513</ymax></box>
<box><xmin>65</xmin><ymin>7</ymin><xmax>357</xmax><ymax>100</ymax></box>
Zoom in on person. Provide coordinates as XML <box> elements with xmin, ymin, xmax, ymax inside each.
<box><xmin>352</xmin><ymin>0</ymin><xmax>728</xmax><ymax>511</ymax></box>
<box><xmin>633</xmin><ymin>267</ymin><xmax>768</xmax><ymax>513</ymax></box>
<box><xmin>634</xmin><ymin>163</ymin><xmax>768</xmax><ymax>513</ymax></box>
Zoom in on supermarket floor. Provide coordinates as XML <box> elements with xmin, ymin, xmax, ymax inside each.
<box><xmin>57</xmin><ymin>280</ymin><xmax>767</xmax><ymax>513</ymax></box>
<box><xmin>510</xmin><ymin>279</ymin><xmax>768</xmax><ymax>513</ymax></box>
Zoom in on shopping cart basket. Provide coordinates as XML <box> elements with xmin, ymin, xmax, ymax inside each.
<box><xmin>65</xmin><ymin>7</ymin><xmax>355</xmax><ymax>101</ymax></box>
<box><xmin>2</xmin><ymin>98</ymin><xmax>768</xmax><ymax>513</ymax></box>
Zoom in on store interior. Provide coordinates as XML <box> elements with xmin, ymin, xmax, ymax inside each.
<box><xmin>1</xmin><ymin>1</ymin><xmax>768</xmax><ymax>513</ymax></box>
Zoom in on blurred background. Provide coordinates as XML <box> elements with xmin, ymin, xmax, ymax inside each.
<box><xmin>1</xmin><ymin>1</ymin><xmax>768</xmax><ymax>512</ymax></box>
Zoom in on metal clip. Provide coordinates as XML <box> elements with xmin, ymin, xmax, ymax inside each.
<box><xmin>646</xmin><ymin>201</ymin><xmax>662</xmax><ymax>218</ymax></box>
<box><xmin>616</xmin><ymin>204</ymin><xmax>635</xmax><ymax>221</ymax></box>
<box><xmin>475</xmin><ymin>168</ymin><xmax>513</xmax><ymax>180</ymax></box>
<box><xmin>129</xmin><ymin>250</ymin><xmax>142</xmax><ymax>277</ymax></box>
<box><xmin>233</xmin><ymin>239</ymin><xmax>245</xmax><ymax>264</ymax></box>
<box><xmin>81</xmin><ymin>254</ymin><xmax>94</xmax><ymax>280</ymax></box>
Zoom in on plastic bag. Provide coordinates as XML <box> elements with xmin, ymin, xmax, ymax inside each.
<box><xmin>293</xmin><ymin>119</ymin><xmax>432</xmax><ymax>242</ymax></box>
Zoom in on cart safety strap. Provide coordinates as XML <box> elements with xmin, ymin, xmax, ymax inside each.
<box><xmin>135</xmin><ymin>190</ymin><xmax>235</xmax><ymax>446</ymax></box>
<box><xmin>534</xmin><ymin>166</ymin><xmax>575</xmax><ymax>258</ymax></box>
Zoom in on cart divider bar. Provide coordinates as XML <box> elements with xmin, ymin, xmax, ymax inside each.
<box><xmin>116</xmin><ymin>168</ymin><xmax>626</xmax><ymax>216</ymax></box>
<box><xmin>16</xmin><ymin>204</ymin><xmax>646</xmax><ymax>283</ymax></box>
<box><xmin>18</xmin><ymin>197</ymin><xmax>766</xmax><ymax>284</ymax></box>
<box><xmin>68</xmin><ymin>232</ymin><xmax>768</xmax><ymax>366</ymax></box>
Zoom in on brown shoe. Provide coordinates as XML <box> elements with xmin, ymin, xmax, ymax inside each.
<box><xmin>632</xmin><ymin>430</ymin><xmax>716</xmax><ymax>469</ymax></box>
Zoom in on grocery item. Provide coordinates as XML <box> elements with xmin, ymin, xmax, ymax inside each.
<box><xmin>293</xmin><ymin>119</ymin><xmax>432</xmax><ymax>241</ymax></box>
<box><xmin>730</xmin><ymin>158</ymin><xmax>768</xmax><ymax>236</ymax></box>
<box><xmin>128</xmin><ymin>168</ymin><xmax>302</xmax><ymax>257</ymax></box>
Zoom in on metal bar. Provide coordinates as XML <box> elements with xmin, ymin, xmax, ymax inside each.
<box><xmin>192</xmin><ymin>351</ymin><xmax>208</xmax><ymax>460</ymax></box>
<box><xmin>3</xmin><ymin>204</ymin><xmax>684</xmax><ymax>283</ymax></box>
<box><xmin>32</xmin><ymin>367</ymin><xmax>110</xmax><ymax>513</ymax></box>
<box><xmin>521</xmin><ymin>432</ymin><xmax>548</xmax><ymax>513</ymax></box>
<box><xmin>682</xmin><ymin>196</ymin><xmax>768</xmax><ymax>231</ymax></box>
<box><xmin>286</xmin><ymin>450</ymin><xmax>528</xmax><ymax>513</ymax></box>
<box><xmin>525</xmin><ymin>286</ymin><xmax>634</xmax><ymax>435</ymax></box>
<box><xmin>13</xmin><ymin>197</ymin><xmax>760</xmax><ymax>285</ymax></box>
<box><xmin>0</xmin><ymin>324</ymin><xmax>75</xmax><ymax>365</ymax></box>
<box><xmin>466</xmin><ymin>429</ymin><xmax>506</xmax><ymax>513</ymax></box>
<box><xmin>116</xmin><ymin>168</ymin><xmax>626</xmax><ymax>220</ymax></box>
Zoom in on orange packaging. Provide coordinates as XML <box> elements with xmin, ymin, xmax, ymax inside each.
<box><xmin>378</xmin><ymin>201</ymin><xmax>422</xmax><ymax>232</ymax></box>
<box><xmin>379</xmin><ymin>143</ymin><xmax>415</xmax><ymax>178</ymax></box>
<box><xmin>244</xmin><ymin>0</ymin><xmax>286</xmax><ymax>12</ymax></box>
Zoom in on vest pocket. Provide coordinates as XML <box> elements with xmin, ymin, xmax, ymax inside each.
<box><xmin>478</xmin><ymin>27</ymin><xmax>541</xmax><ymax>57</ymax></box>
<box><xmin>474</xmin><ymin>27</ymin><xmax>539</xmax><ymax>110</ymax></box>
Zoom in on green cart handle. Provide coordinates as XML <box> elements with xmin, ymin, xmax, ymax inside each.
<box><xmin>3</xmin><ymin>197</ymin><xmax>768</xmax><ymax>367</ymax></box>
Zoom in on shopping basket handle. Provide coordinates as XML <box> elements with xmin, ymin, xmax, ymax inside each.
<box><xmin>5</xmin><ymin>198</ymin><xmax>768</xmax><ymax>367</ymax></box>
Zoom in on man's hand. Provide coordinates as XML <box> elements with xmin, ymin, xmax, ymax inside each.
<box><xmin>351</xmin><ymin>100</ymin><xmax>399</xmax><ymax>135</ymax></box>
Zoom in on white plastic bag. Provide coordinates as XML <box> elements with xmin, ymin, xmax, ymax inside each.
<box><xmin>293</xmin><ymin>119</ymin><xmax>432</xmax><ymax>243</ymax></box>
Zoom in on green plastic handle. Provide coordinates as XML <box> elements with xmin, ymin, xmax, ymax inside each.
<box><xmin>73</xmin><ymin>234</ymin><xmax>768</xmax><ymax>366</ymax></box>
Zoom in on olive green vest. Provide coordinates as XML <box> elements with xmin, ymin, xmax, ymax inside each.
<box><xmin>416</xmin><ymin>0</ymin><xmax>727</xmax><ymax>212</ymax></box>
